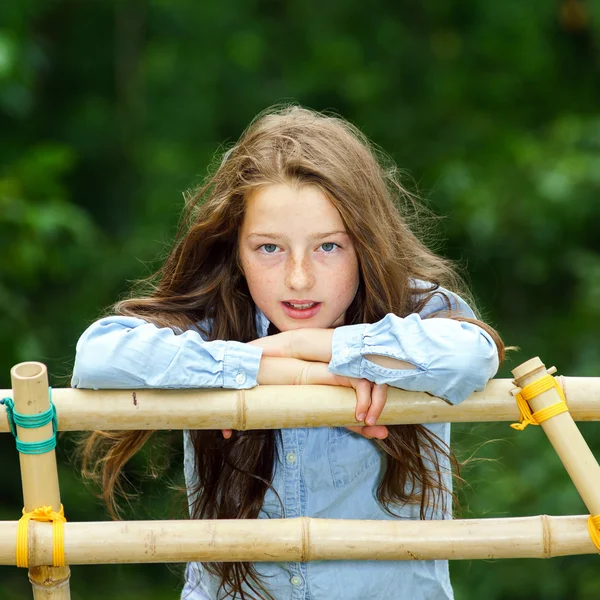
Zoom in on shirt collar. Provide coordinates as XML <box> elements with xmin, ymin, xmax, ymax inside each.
<box><xmin>255</xmin><ymin>308</ymin><xmax>270</xmax><ymax>338</ymax></box>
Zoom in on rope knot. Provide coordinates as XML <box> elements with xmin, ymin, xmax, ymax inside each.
<box><xmin>17</xmin><ymin>504</ymin><xmax>67</xmax><ymax>568</ymax></box>
<box><xmin>1</xmin><ymin>390</ymin><xmax>59</xmax><ymax>454</ymax></box>
<box><xmin>511</xmin><ymin>375</ymin><xmax>568</xmax><ymax>431</ymax></box>
<box><xmin>24</xmin><ymin>505</ymin><xmax>65</xmax><ymax>523</ymax></box>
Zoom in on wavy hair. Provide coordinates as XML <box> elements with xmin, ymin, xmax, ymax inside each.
<box><xmin>81</xmin><ymin>105</ymin><xmax>505</xmax><ymax>599</ymax></box>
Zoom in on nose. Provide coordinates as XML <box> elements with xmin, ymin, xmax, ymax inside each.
<box><xmin>285</xmin><ymin>253</ymin><xmax>315</xmax><ymax>291</ymax></box>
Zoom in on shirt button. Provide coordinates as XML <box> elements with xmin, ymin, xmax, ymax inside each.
<box><xmin>340</xmin><ymin>347</ymin><xmax>351</xmax><ymax>358</ymax></box>
<box><xmin>290</xmin><ymin>576</ymin><xmax>302</xmax><ymax>587</ymax></box>
<box><xmin>235</xmin><ymin>373</ymin><xmax>246</xmax><ymax>385</ymax></box>
<box><xmin>286</xmin><ymin>452</ymin><xmax>297</xmax><ymax>465</ymax></box>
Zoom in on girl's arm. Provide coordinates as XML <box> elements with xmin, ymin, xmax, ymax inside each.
<box><xmin>328</xmin><ymin>310</ymin><xmax>498</xmax><ymax>405</ymax></box>
<box><xmin>252</xmin><ymin>290</ymin><xmax>499</xmax><ymax>406</ymax></box>
<box><xmin>72</xmin><ymin>315</ymin><xmax>367</xmax><ymax>391</ymax></box>
<box><xmin>73</xmin><ymin>316</ymin><xmax>388</xmax><ymax>439</ymax></box>
<box><xmin>72</xmin><ymin>316</ymin><xmax>263</xmax><ymax>390</ymax></box>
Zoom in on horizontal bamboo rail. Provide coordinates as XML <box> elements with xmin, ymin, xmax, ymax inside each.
<box><xmin>0</xmin><ymin>515</ymin><xmax>596</xmax><ymax>566</ymax></box>
<box><xmin>1</xmin><ymin>377</ymin><xmax>599</xmax><ymax>431</ymax></box>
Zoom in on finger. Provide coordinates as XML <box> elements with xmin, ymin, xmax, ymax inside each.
<box><xmin>221</xmin><ymin>429</ymin><xmax>233</xmax><ymax>439</ymax></box>
<box><xmin>354</xmin><ymin>379</ymin><xmax>372</xmax><ymax>422</ymax></box>
<box><xmin>362</xmin><ymin>425</ymin><xmax>389</xmax><ymax>439</ymax></box>
<box><xmin>365</xmin><ymin>383</ymin><xmax>388</xmax><ymax>426</ymax></box>
<box><xmin>345</xmin><ymin>425</ymin><xmax>389</xmax><ymax>439</ymax></box>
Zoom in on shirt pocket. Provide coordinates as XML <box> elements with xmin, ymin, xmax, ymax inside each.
<box><xmin>327</xmin><ymin>427</ymin><xmax>382</xmax><ymax>488</ymax></box>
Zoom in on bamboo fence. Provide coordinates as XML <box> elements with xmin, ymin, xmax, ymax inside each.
<box><xmin>1</xmin><ymin>376</ymin><xmax>600</xmax><ymax>432</ymax></box>
<box><xmin>2</xmin><ymin>358</ymin><xmax>600</xmax><ymax>599</ymax></box>
<box><xmin>511</xmin><ymin>359</ymin><xmax>600</xmax><ymax>528</ymax></box>
<box><xmin>0</xmin><ymin>515</ymin><xmax>596</xmax><ymax>565</ymax></box>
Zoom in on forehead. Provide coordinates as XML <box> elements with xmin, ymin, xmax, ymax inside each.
<box><xmin>241</xmin><ymin>183</ymin><xmax>346</xmax><ymax>234</ymax></box>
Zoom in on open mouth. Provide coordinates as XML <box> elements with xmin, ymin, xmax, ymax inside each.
<box><xmin>280</xmin><ymin>301</ymin><xmax>322</xmax><ymax>319</ymax></box>
<box><xmin>282</xmin><ymin>301</ymin><xmax>319</xmax><ymax>309</ymax></box>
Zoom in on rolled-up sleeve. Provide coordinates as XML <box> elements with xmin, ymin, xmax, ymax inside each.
<box><xmin>328</xmin><ymin>291</ymin><xmax>499</xmax><ymax>405</ymax></box>
<box><xmin>72</xmin><ymin>316</ymin><xmax>262</xmax><ymax>390</ymax></box>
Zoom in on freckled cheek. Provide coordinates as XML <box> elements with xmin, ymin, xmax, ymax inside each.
<box><xmin>329</xmin><ymin>258</ymin><xmax>359</xmax><ymax>300</ymax></box>
<box><xmin>243</xmin><ymin>259</ymin><xmax>281</xmax><ymax>304</ymax></box>
<box><xmin>331</xmin><ymin>279</ymin><xmax>358</xmax><ymax>306</ymax></box>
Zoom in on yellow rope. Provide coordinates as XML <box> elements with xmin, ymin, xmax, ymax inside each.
<box><xmin>510</xmin><ymin>374</ymin><xmax>568</xmax><ymax>431</ymax></box>
<box><xmin>16</xmin><ymin>505</ymin><xmax>66</xmax><ymax>568</ymax></box>
<box><xmin>588</xmin><ymin>515</ymin><xmax>600</xmax><ymax>552</ymax></box>
<box><xmin>510</xmin><ymin>376</ymin><xmax>600</xmax><ymax>554</ymax></box>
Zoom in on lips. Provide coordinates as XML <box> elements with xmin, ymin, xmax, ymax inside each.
<box><xmin>283</xmin><ymin>301</ymin><xmax>319</xmax><ymax>309</ymax></box>
<box><xmin>280</xmin><ymin>300</ymin><xmax>322</xmax><ymax>320</ymax></box>
<box><xmin>283</xmin><ymin>299</ymin><xmax>318</xmax><ymax>305</ymax></box>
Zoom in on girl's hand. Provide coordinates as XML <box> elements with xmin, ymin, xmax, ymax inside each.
<box><xmin>341</xmin><ymin>378</ymin><xmax>389</xmax><ymax>440</ymax></box>
<box><xmin>221</xmin><ymin>358</ymin><xmax>388</xmax><ymax>440</ymax></box>
<box><xmin>248</xmin><ymin>329</ymin><xmax>334</xmax><ymax>363</ymax></box>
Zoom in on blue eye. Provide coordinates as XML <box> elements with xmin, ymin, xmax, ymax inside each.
<box><xmin>321</xmin><ymin>242</ymin><xmax>338</xmax><ymax>252</ymax></box>
<box><xmin>261</xmin><ymin>244</ymin><xmax>278</xmax><ymax>253</ymax></box>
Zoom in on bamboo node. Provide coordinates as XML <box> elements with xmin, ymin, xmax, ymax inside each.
<box><xmin>235</xmin><ymin>389</ymin><xmax>247</xmax><ymax>431</ymax></box>
<box><xmin>28</xmin><ymin>567</ymin><xmax>71</xmax><ymax>588</ymax></box>
<box><xmin>541</xmin><ymin>514</ymin><xmax>552</xmax><ymax>558</ymax></box>
<box><xmin>300</xmin><ymin>517</ymin><xmax>311</xmax><ymax>562</ymax></box>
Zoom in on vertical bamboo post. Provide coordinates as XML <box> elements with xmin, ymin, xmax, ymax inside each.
<box><xmin>11</xmin><ymin>362</ymin><xmax>71</xmax><ymax>599</ymax></box>
<box><xmin>512</xmin><ymin>357</ymin><xmax>600</xmax><ymax>518</ymax></box>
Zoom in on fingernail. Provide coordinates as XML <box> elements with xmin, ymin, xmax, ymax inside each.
<box><xmin>367</xmin><ymin>417</ymin><xmax>376</xmax><ymax>425</ymax></box>
<box><xmin>357</xmin><ymin>413</ymin><xmax>365</xmax><ymax>422</ymax></box>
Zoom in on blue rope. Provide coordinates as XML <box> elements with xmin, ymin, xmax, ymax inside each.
<box><xmin>1</xmin><ymin>389</ymin><xmax>58</xmax><ymax>454</ymax></box>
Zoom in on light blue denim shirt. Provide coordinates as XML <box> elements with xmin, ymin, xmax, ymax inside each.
<box><xmin>72</xmin><ymin>285</ymin><xmax>499</xmax><ymax>600</ymax></box>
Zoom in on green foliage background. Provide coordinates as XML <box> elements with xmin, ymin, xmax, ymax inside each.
<box><xmin>1</xmin><ymin>1</ymin><xmax>600</xmax><ymax>598</ymax></box>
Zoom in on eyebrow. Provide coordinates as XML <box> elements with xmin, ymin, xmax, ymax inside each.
<box><xmin>247</xmin><ymin>230</ymin><xmax>348</xmax><ymax>240</ymax></box>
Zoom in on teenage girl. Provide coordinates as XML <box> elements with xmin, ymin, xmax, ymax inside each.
<box><xmin>73</xmin><ymin>105</ymin><xmax>504</xmax><ymax>600</ymax></box>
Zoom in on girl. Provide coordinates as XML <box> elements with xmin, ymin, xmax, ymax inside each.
<box><xmin>73</xmin><ymin>105</ymin><xmax>504</xmax><ymax>600</ymax></box>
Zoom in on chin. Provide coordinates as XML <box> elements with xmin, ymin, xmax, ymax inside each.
<box><xmin>278</xmin><ymin>321</ymin><xmax>312</xmax><ymax>331</ymax></box>
<box><xmin>282</xmin><ymin>317</ymin><xmax>337</xmax><ymax>331</ymax></box>
<box><xmin>270</xmin><ymin>317</ymin><xmax>319</xmax><ymax>332</ymax></box>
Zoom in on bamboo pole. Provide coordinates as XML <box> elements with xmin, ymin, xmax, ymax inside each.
<box><xmin>1</xmin><ymin>376</ymin><xmax>600</xmax><ymax>432</ymax></box>
<box><xmin>11</xmin><ymin>362</ymin><xmax>71</xmax><ymax>599</ymax></box>
<box><xmin>512</xmin><ymin>358</ymin><xmax>600</xmax><ymax>521</ymax></box>
<box><xmin>0</xmin><ymin>515</ymin><xmax>595</xmax><ymax>565</ymax></box>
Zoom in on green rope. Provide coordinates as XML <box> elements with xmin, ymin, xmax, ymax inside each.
<box><xmin>1</xmin><ymin>389</ymin><xmax>58</xmax><ymax>454</ymax></box>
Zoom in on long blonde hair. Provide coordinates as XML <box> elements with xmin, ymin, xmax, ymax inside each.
<box><xmin>81</xmin><ymin>105</ymin><xmax>505</xmax><ymax>599</ymax></box>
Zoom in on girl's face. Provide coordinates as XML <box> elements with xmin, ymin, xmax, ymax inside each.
<box><xmin>239</xmin><ymin>183</ymin><xmax>360</xmax><ymax>332</ymax></box>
